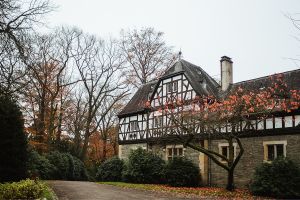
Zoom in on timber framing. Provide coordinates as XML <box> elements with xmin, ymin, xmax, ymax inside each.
<box><xmin>118</xmin><ymin>59</ymin><xmax>300</xmax><ymax>145</ymax></box>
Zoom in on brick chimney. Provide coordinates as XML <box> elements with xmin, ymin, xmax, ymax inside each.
<box><xmin>220</xmin><ymin>56</ymin><xmax>233</xmax><ymax>91</ymax></box>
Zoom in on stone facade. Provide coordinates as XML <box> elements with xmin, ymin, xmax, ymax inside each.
<box><xmin>118</xmin><ymin>134</ymin><xmax>300</xmax><ymax>188</ymax></box>
<box><xmin>118</xmin><ymin>143</ymin><xmax>147</xmax><ymax>160</ymax></box>
<box><xmin>119</xmin><ymin>143</ymin><xmax>201</xmax><ymax>166</ymax></box>
<box><xmin>119</xmin><ymin>142</ymin><xmax>208</xmax><ymax>184</ymax></box>
<box><xmin>210</xmin><ymin>134</ymin><xmax>300</xmax><ymax>188</ymax></box>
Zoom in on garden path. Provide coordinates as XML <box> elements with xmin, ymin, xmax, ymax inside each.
<box><xmin>48</xmin><ymin>181</ymin><xmax>196</xmax><ymax>200</ymax></box>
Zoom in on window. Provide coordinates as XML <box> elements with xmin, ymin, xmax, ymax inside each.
<box><xmin>263</xmin><ymin>141</ymin><xmax>287</xmax><ymax>161</ymax></box>
<box><xmin>154</xmin><ymin>116</ymin><xmax>163</xmax><ymax>128</ymax></box>
<box><xmin>166</xmin><ymin>145</ymin><xmax>184</xmax><ymax>160</ymax></box>
<box><xmin>166</xmin><ymin>81</ymin><xmax>178</xmax><ymax>93</ymax></box>
<box><xmin>221</xmin><ymin>146</ymin><xmax>228</xmax><ymax>161</ymax></box>
<box><xmin>218</xmin><ymin>143</ymin><xmax>237</xmax><ymax>162</ymax></box>
<box><xmin>129</xmin><ymin>121</ymin><xmax>138</xmax><ymax>131</ymax></box>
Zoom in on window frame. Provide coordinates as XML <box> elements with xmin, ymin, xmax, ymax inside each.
<box><xmin>166</xmin><ymin>81</ymin><xmax>178</xmax><ymax>93</ymax></box>
<box><xmin>129</xmin><ymin>121</ymin><xmax>139</xmax><ymax>132</ymax></box>
<box><xmin>263</xmin><ymin>140</ymin><xmax>287</xmax><ymax>162</ymax></box>
<box><xmin>154</xmin><ymin>116</ymin><xmax>163</xmax><ymax>128</ymax></box>
<box><xmin>165</xmin><ymin>145</ymin><xmax>184</xmax><ymax>160</ymax></box>
<box><xmin>218</xmin><ymin>143</ymin><xmax>237</xmax><ymax>162</ymax></box>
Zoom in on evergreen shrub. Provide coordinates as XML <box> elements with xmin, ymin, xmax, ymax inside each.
<box><xmin>122</xmin><ymin>147</ymin><xmax>165</xmax><ymax>183</ymax></box>
<box><xmin>0</xmin><ymin>91</ymin><xmax>27</xmax><ymax>182</ymax></box>
<box><xmin>164</xmin><ymin>157</ymin><xmax>200</xmax><ymax>187</ymax></box>
<box><xmin>250</xmin><ymin>157</ymin><xmax>300</xmax><ymax>198</ymax></box>
<box><xmin>47</xmin><ymin>151</ymin><xmax>88</xmax><ymax>181</ymax></box>
<box><xmin>27</xmin><ymin>150</ymin><xmax>56</xmax><ymax>180</ymax></box>
<box><xmin>96</xmin><ymin>157</ymin><xmax>124</xmax><ymax>181</ymax></box>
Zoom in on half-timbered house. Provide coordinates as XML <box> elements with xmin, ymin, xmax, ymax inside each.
<box><xmin>118</xmin><ymin>56</ymin><xmax>300</xmax><ymax>187</ymax></box>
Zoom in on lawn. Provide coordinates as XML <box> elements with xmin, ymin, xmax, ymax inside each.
<box><xmin>98</xmin><ymin>182</ymin><xmax>266</xmax><ymax>199</ymax></box>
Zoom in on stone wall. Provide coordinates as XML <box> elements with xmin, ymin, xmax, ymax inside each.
<box><xmin>148</xmin><ymin>144</ymin><xmax>201</xmax><ymax>166</ymax></box>
<box><xmin>119</xmin><ymin>143</ymin><xmax>201</xmax><ymax>166</ymax></box>
<box><xmin>119</xmin><ymin>143</ymin><xmax>203</xmax><ymax>180</ymax></box>
<box><xmin>118</xmin><ymin>143</ymin><xmax>147</xmax><ymax>160</ymax></box>
<box><xmin>118</xmin><ymin>134</ymin><xmax>300</xmax><ymax>188</ymax></box>
<box><xmin>210</xmin><ymin>134</ymin><xmax>300</xmax><ymax>188</ymax></box>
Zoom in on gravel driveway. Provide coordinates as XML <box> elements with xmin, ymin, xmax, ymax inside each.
<box><xmin>47</xmin><ymin>181</ymin><xmax>196</xmax><ymax>200</ymax></box>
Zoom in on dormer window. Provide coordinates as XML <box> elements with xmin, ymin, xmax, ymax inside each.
<box><xmin>167</xmin><ymin>81</ymin><xmax>178</xmax><ymax>93</ymax></box>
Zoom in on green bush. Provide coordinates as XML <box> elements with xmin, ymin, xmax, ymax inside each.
<box><xmin>96</xmin><ymin>157</ymin><xmax>124</xmax><ymax>181</ymax></box>
<box><xmin>28</xmin><ymin>150</ymin><xmax>88</xmax><ymax>181</ymax></box>
<box><xmin>164</xmin><ymin>157</ymin><xmax>200</xmax><ymax>187</ymax></box>
<box><xmin>68</xmin><ymin>155</ymin><xmax>89</xmax><ymax>181</ymax></box>
<box><xmin>0</xmin><ymin>179</ymin><xmax>47</xmax><ymax>199</ymax></box>
<box><xmin>47</xmin><ymin>151</ymin><xmax>88</xmax><ymax>181</ymax></box>
<box><xmin>27</xmin><ymin>150</ymin><xmax>57</xmax><ymax>180</ymax></box>
<box><xmin>122</xmin><ymin>148</ymin><xmax>165</xmax><ymax>184</ymax></box>
<box><xmin>0</xmin><ymin>91</ymin><xmax>27</xmax><ymax>182</ymax></box>
<box><xmin>250</xmin><ymin>157</ymin><xmax>300</xmax><ymax>198</ymax></box>
<box><xmin>86</xmin><ymin>163</ymin><xmax>98</xmax><ymax>182</ymax></box>
<box><xmin>47</xmin><ymin>151</ymin><xmax>70</xmax><ymax>180</ymax></box>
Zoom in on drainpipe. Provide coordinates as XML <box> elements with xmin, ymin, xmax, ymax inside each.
<box><xmin>208</xmin><ymin>131</ymin><xmax>212</xmax><ymax>186</ymax></box>
<box><xmin>146</xmin><ymin>111</ymin><xmax>149</xmax><ymax>151</ymax></box>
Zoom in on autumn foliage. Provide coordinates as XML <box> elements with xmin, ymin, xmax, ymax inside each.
<box><xmin>88</xmin><ymin>130</ymin><xmax>118</xmax><ymax>165</ymax></box>
<box><xmin>151</xmin><ymin>74</ymin><xmax>300</xmax><ymax>123</ymax></box>
<box><xmin>147</xmin><ymin>73</ymin><xmax>300</xmax><ymax>191</ymax></box>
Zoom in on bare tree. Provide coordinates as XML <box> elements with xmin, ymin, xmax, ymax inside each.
<box><xmin>62</xmin><ymin>89</ymin><xmax>85</xmax><ymax>156</ymax></box>
<box><xmin>0</xmin><ymin>0</ymin><xmax>53</xmax><ymax>94</ymax></box>
<box><xmin>284</xmin><ymin>14</ymin><xmax>300</xmax><ymax>67</ymax></box>
<box><xmin>0</xmin><ymin>37</ymin><xmax>26</xmax><ymax>94</ymax></box>
<box><xmin>73</xmin><ymin>35</ymin><xmax>128</xmax><ymax>160</ymax></box>
<box><xmin>97</xmin><ymin>101</ymin><xmax>123</xmax><ymax>161</ymax></box>
<box><xmin>0</xmin><ymin>0</ymin><xmax>53</xmax><ymax>58</ymax></box>
<box><xmin>120</xmin><ymin>27</ymin><xmax>177</xmax><ymax>89</ymax></box>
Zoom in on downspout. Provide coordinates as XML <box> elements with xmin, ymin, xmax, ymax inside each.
<box><xmin>146</xmin><ymin>110</ymin><xmax>149</xmax><ymax>151</ymax></box>
<box><xmin>208</xmin><ymin>131</ymin><xmax>212</xmax><ymax>186</ymax></box>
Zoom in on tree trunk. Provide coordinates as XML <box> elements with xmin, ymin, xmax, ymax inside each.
<box><xmin>36</xmin><ymin>95</ymin><xmax>46</xmax><ymax>153</ymax></box>
<box><xmin>102</xmin><ymin>139</ymin><xmax>107</xmax><ymax>162</ymax></box>
<box><xmin>56</xmin><ymin>106</ymin><xmax>63</xmax><ymax>142</ymax></box>
<box><xmin>73</xmin><ymin>130</ymin><xmax>81</xmax><ymax>157</ymax></box>
<box><xmin>81</xmin><ymin>134</ymin><xmax>89</xmax><ymax>161</ymax></box>
<box><xmin>81</xmin><ymin>115</ymin><xmax>92</xmax><ymax>161</ymax></box>
<box><xmin>226</xmin><ymin>169</ymin><xmax>234</xmax><ymax>191</ymax></box>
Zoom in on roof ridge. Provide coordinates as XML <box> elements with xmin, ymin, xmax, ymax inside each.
<box><xmin>234</xmin><ymin>68</ymin><xmax>300</xmax><ymax>85</ymax></box>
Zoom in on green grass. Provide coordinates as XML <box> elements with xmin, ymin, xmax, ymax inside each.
<box><xmin>98</xmin><ymin>182</ymin><xmax>266</xmax><ymax>199</ymax></box>
<box><xmin>98</xmin><ymin>182</ymin><xmax>156</xmax><ymax>190</ymax></box>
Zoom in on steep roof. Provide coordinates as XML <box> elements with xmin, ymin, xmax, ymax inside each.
<box><xmin>232</xmin><ymin>69</ymin><xmax>300</xmax><ymax>91</ymax></box>
<box><xmin>118</xmin><ymin>59</ymin><xmax>300</xmax><ymax>117</ymax></box>
<box><xmin>118</xmin><ymin>80</ymin><xmax>157</xmax><ymax>117</ymax></box>
<box><xmin>162</xmin><ymin>60</ymin><xmax>220</xmax><ymax>97</ymax></box>
<box><xmin>118</xmin><ymin>60</ymin><xmax>221</xmax><ymax>117</ymax></box>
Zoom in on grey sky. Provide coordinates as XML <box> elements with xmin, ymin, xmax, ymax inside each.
<box><xmin>46</xmin><ymin>0</ymin><xmax>300</xmax><ymax>83</ymax></box>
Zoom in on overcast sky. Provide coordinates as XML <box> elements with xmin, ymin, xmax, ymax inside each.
<box><xmin>45</xmin><ymin>0</ymin><xmax>300</xmax><ymax>83</ymax></box>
